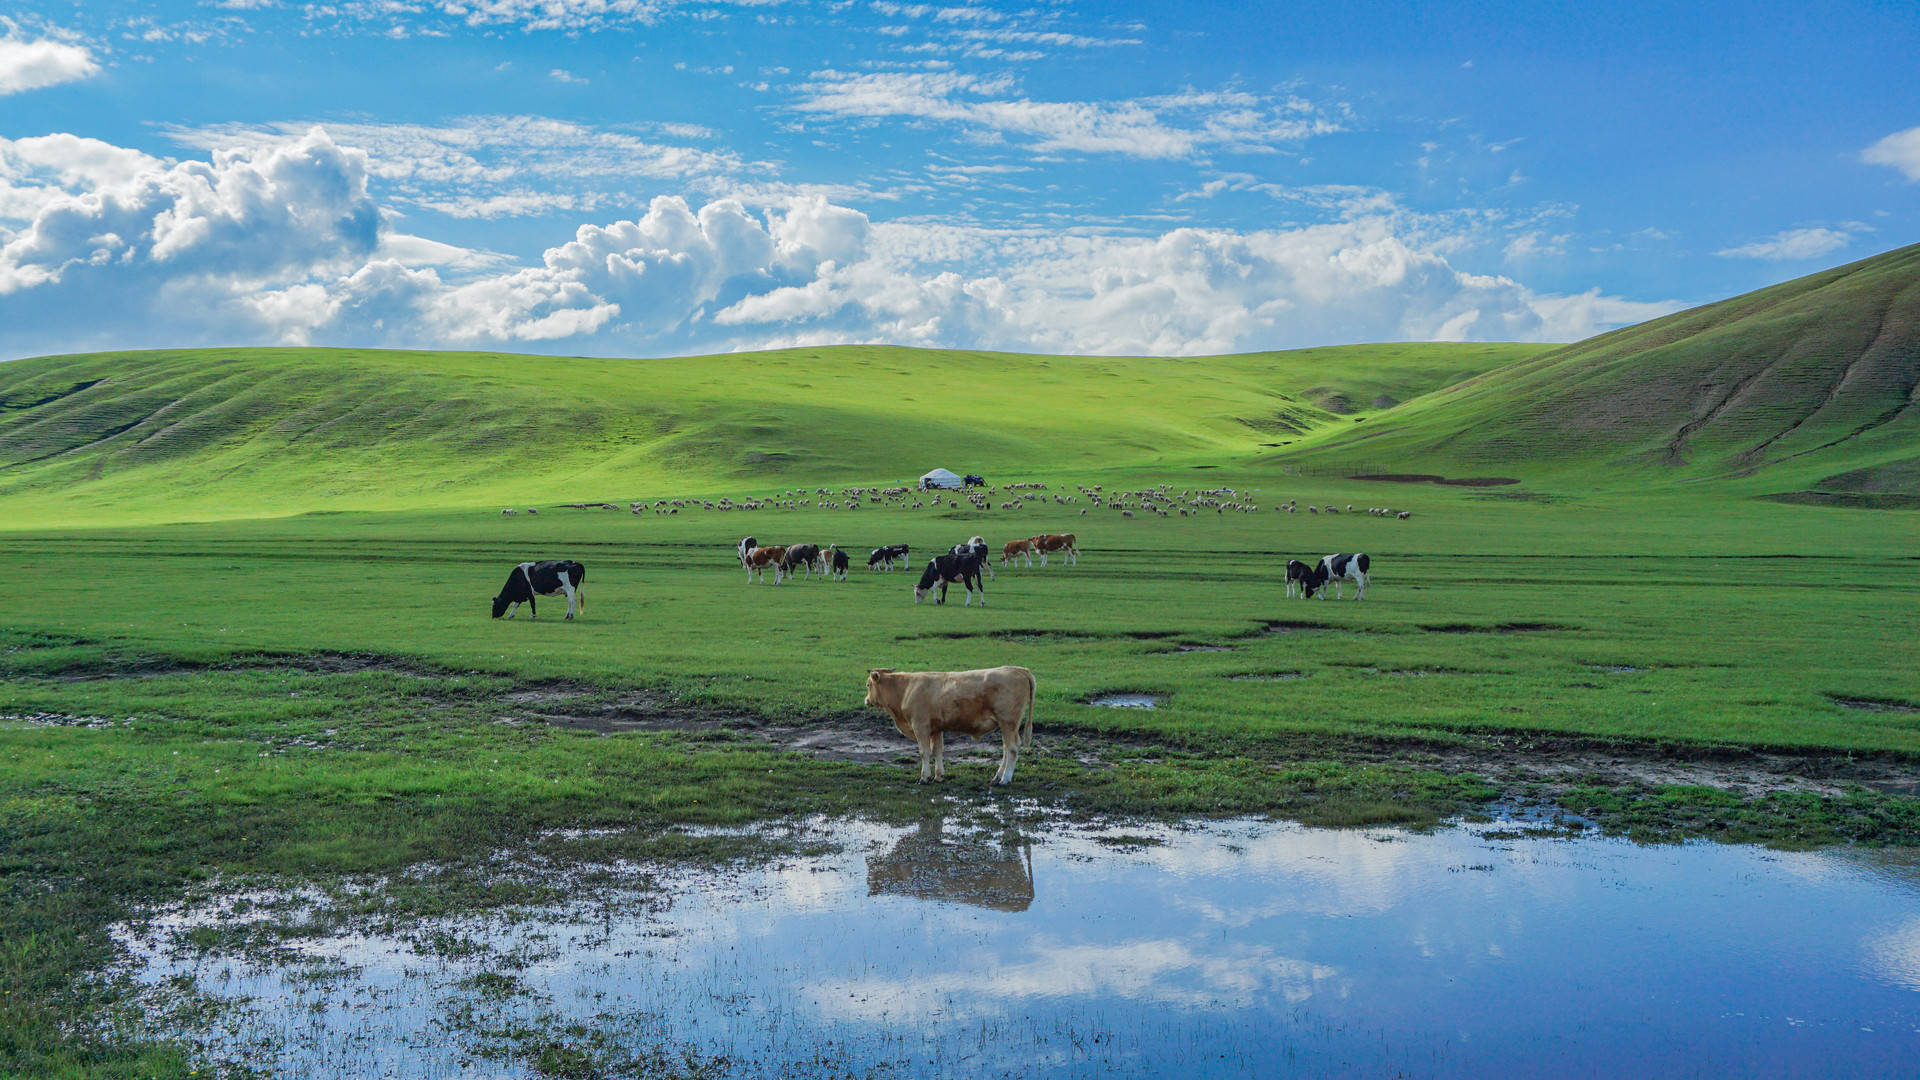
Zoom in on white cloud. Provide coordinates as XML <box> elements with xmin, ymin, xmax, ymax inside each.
<box><xmin>163</xmin><ymin>117</ymin><xmax>745</xmax><ymax>219</ymax></box>
<box><xmin>1714</xmin><ymin>226</ymin><xmax>1853</xmax><ymax>261</ymax></box>
<box><xmin>0</xmin><ymin>21</ymin><xmax>101</xmax><ymax>96</ymax></box>
<box><xmin>548</xmin><ymin>68</ymin><xmax>586</xmax><ymax>84</ymax></box>
<box><xmin>1862</xmin><ymin>125</ymin><xmax>1920</xmax><ymax>182</ymax></box>
<box><xmin>792</xmin><ymin>70</ymin><xmax>1341</xmax><ymax>160</ymax></box>
<box><xmin>0</xmin><ymin>130</ymin><xmax>1673</xmax><ymax>360</ymax></box>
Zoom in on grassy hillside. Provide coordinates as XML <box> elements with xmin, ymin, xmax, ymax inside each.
<box><xmin>1286</xmin><ymin>243</ymin><xmax>1920</xmax><ymax>500</ymax></box>
<box><xmin>0</xmin><ymin>342</ymin><xmax>1538</xmax><ymax>527</ymax></box>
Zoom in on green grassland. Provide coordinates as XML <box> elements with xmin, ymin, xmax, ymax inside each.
<box><xmin>3</xmin><ymin>250</ymin><xmax>1919</xmax><ymax>1076</ymax></box>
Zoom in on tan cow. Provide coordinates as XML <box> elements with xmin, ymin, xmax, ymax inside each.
<box><xmin>1031</xmin><ymin>532</ymin><xmax>1078</xmax><ymax>566</ymax></box>
<box><xmin>1001</xmin><ymin>537</ymin><xmax>1036</xmax><ymax>568</ymax></box>
<box><xmin>744</xmin><ymin>545</ymin><xmax>789</xmax><ymax>583</ymax></box>
<box><xmin>865</xmin><ymin>666</ymin><xmax>1036</xmax><ymax>784</ymax></box>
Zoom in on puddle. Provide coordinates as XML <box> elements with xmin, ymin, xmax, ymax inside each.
<box><xmin>1085</xmin><ymin>693</ymin><xmax>1164</xmax><ymax>709</ymax></box>
<box><xmin>113</xmin><ymin>817</ymin><xmax>1920</xmax><ymax>1079</ymax></box>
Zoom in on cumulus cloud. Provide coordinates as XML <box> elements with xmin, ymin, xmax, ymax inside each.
<box><xmin>0</xmin><ymin>20</ymin><xmax>101</xmax><ymax>96</ymax></box>
<box><xmin>1862</xmin><ymin>125</ymin><xmax>1920</xmax><ymax>182</ymax></box>
<box><xmin>1</xmin><ymin>129</ymin><xmax>1674</xmax><ymax>360</ymax></box>
<box><xmin>1714</xmin><ymin>226</ymin><xmax>1853</xmax><ymax>261</ymax></box>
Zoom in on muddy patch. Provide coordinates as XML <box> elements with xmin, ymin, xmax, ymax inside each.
<box><xmin>1420</xmin><ymin>622</ymin><xmax>1577</xmax><ymax>635</ymax></box>
<box><xmin>0</xmin><ymin>711</ymin><xmax>132</xmax><ymax>728</ymax></box>
<box><xmin>1228</xmin><ymin>671</ymin><xmax>1310</xmax><ymax>682</ymax></box>
<box><xmin>1592</xmin><ymin>664</ymin><xmax>1648</xmax><ymax>674</ymax></box>
<box><xmin>1830</xmin><ymin>695</ymin><xmax>1920</xmax><ymax>714</ymax></box>
<box><xmin>1351</xmin><ymin>474</ymin><xmax>1521</xmax><ymax>486</ymax></box>
<box><xmin>1250</xmin><ymin>620</ymin><xmax>1339</xmax><ymax>636</ymax></box>
<box><xmin>1151</xmin><ymin>642</ymin><xmax>1235</xmax><ymax>654</ymax></box>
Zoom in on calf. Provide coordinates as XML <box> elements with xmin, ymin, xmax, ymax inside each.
<box><xmin>1315</xmin><ymin>552</ymin><xmax>1371</xmax><ymax>600</ymax></box>
<box><xmin>914</xmin><ymin>551</ymin><xmax>987</xmax><ymax>606</ymax></box>
<box><xmin>737</xmin><ymin>536</ymin><xmax>757</xmax><ymax>568</ymax></box>
<box><xmin>865</xmin><ymin>666</ymin><xmax>1035</xmax><ymax>784</ymax></box>
<box><xmin>1285</xmin><ymin>558</ymin><xmax>1322</xmax><ymax>599</ymax></box>
<box><xmin>491</xmin><ymin>560</ymin><xmax>586</xmax><ymax>620</ymax></box>
<box><xmin>826</xmin><ymin>545</ymin><xmax>850</xmax><ymax>580</ymax></box>
<box><xmin>1001</xmin><ymin>537</ymin><xmax>1036</xmax><ymax>568</ymax></box>
<box><xmin>869</xmin><ymin>544</ymin><xmax>910</xmax><ymax>571</ymax></box>
<box><xmin>744</xmin><ymin>545</ymin><xmax>789</xmax><ymax>583</ymax></box>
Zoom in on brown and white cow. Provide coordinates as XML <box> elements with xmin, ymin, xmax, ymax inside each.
<box><xmin>865</xmin><ymin>666</ymin><xmax>1035</xmax><ymax>784</ymax></box>
<box><xmin>1001</xmin><ymin>537</ymin><xmax>1036</xmax><ymax>568</ymax></box>
<box><xmin>1031</xmin><ymin>532</ymin><xmax>1078</xmax><ymax>566</ymax></box>
<box><xmin>744</xmin><ymin>545</ymin><xmax>789</xmax><ymax>583</ymax></box>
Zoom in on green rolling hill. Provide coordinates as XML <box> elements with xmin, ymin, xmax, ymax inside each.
<box><xmin>0</xmin><ymin>342</ymin><xmax>1536</xmax><ymax>526</ymax></box>
<box><xmin>1287</xmin><ymin>243</ymin><xmax>1920</xmax><ymax>503</ymax></box>
<box><xmin>2</xmin><ymin>243</ymin><xmax>1916</xmax><ymax>525</ymax></box>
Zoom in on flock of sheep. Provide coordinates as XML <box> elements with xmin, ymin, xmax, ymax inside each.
<box><xmin>497</xmin><ymin>480</ymin><xmax>1415</xmax><ymax>522</ymax></box>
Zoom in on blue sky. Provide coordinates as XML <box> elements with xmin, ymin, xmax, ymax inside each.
<box><xmin>2</xmin><ymin>0</ymin><xmax>1916</xmax><ymax>359</ymax></box>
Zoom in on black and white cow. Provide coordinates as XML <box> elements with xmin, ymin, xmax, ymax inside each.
<box><xmin>869</xmin><ymin>544</ymin><xmax>910</xmax><ymax>570</ymax></box>
<box><xmin>826</xmin><ymin>546</ymin><xmax>850</xmax><ymax>580</ymax></box>
<box><xmin>915</xmin><ymin>551</ymin><xmax>987</xmax><ymax>606</ymax></box>
<box><xmin>950</xmin><ymin>535</ymin><xmax>994</xmax><ymax>579</ymax></box>
<box><xmin>1315</xmin><ymin>553</ymin><xmax>1370</xmax><ymax>600</ymax></box>
<box><xmin>492</xmin><ymin>560</ymin><xmax>586</xmax><ymax>620</ymax></box>
<box><xmin>737</xmin><ymin>536</ymin><xmax>757</xmax><ymax>568</ymax></box>
<box><xmin>1285</xmin><ymin>558</ymin><xmax>1322</xmax><ymax>599</ymax></box>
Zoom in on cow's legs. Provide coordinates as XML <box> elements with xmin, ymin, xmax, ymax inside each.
<box><xmin>1038</xmin><ymin>552</ymin><xmax>1048</xmax><ymax>566</ymax></box>
<box><xmin>556</xmin><ymin>574</ymin><xmax>578</xmax><ymax>619</ymax></box>
<box><xmin>1355</xmin><ymin>573</ymin><xmax>1367</xmax><ymax>600</ymax></box>
<box><xmin>915</xmin><ymin>728</ymin><xmax>936</xmax><ymax>782</ymax></box>
<box><xmin>994</xmin><ymin>730</ymin><xmax>1018</xmax><ymax>785</ymax></box>
<box><xmin>933</xmin><ymin>730</ymin><xmax>946</xmax><ymax>781</ymax></box>
<box><xmin>505</xmin><ymin>601</ymin><xmax>521</xmax><ymax>619</ymax></box>
<box><xmin>527</xmin><ymin>594</ymin><xmax>537</xmax><ymax>619</ymax></box>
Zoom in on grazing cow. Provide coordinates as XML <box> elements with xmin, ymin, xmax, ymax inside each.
<box><xmin>1031</xmin><ymin>533</ymin><xmax>1079</xmax><ymax>567</ymax></box>
<box><xmin>915</xmin><ymin>551</ymin><xmax>987</xmax><ymax>606</ymax></box>
<box><xmin>744</xmin><ymin>545</ymin><xmax>789</xmax><ymax>583</ymax></box>
<box><xmin>1001</xmin><ymin>537</ymin><xmax>1036</xmax><ymax>568</ymax></box>
<box><xmin>737</xmin><ymin>536</ymin><xmax>758</xmax><ymax>568</ymax></box>
<box><xmin>864</xmin><ymin>666</ymin><xmax>1036</xmax><ymax>784</ymax></box>
<box><xmin>964</xmin><ymin>474</ymin><xmax>987</xmax><ymax>487</ymax></box>
<box><xmin>491</xmin><ymin>560</ymin><xmax>586</xmax><ymax>620</ymax></box>
<box><xmin>500</xmin><ymin>508</ymin><xmax>517</xmax><ymax>516</ymax></box>
<box><xmin>1397</xmin><ymin>511</ymin><xmax>1412</xmax><ymax>520</ymax></box>
<box><xmin>1315</xmin><ymin>553</ymin><xmax>1371</xmax><ymax>600</ymax></box>
<box><xmin>951</xmin><ymin>536</ymin><xmax>994</xmax><ymax>579</ymax></box>
<box><xmin>783</xmin><ymin>543</ymin><xmax>825</xmax><ymax>580</ymax></box>
<box><xmin>1285</xmin><ymin>558</ymin><xmax>1322</xmax><ymax>599</ymax></box>
<box><xmin>869</xmin><ymin>543</ymin><xmax>911</xmax><ymax>571</ymax></box>
<box><xmin>826</xmin><ymin>546</ymin><xmax>850</xmax><ymax>580</ymax></box>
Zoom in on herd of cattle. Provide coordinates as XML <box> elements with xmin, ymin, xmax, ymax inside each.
<box><xmin>734</xmin><ymin>532</ymin><xmax>1081</xmax><ymax>606</ymax></box>
<box><xmin>487</xmin><ymin>485</ymin><xmax>1382</xmax><ymax>785</ymax></box>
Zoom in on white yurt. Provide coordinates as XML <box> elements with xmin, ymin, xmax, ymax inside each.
<box><xmin>919</xmin><ymin>468</ymin><xmax>964</xmax><ymax>490</ymax></box>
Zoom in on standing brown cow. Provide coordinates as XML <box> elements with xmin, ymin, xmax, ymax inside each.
<box><xmin>1031</xmin><ymin>532</ymin><xmax>1078</xmax><ymax>566</ymax></box>
<box><xmin>864</xmin><ymin>666</ymin><xmax>1036</xmax><ymax>784</ymax></box>
<box><xmin>1001</xmin><ymin>537</ymin><xmax>1036</xmax><ymax>568</ymax></box>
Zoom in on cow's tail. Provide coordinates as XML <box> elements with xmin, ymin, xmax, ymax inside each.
<box><xmin>1021</xmin><ymin>668</ymin><xmax>1037</xmax><ymax>749</ymax></box>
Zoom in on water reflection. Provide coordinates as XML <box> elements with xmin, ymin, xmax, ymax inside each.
<box><xmin>866</xmin><ymin>816</ymin><xmax>1034</xmax><ymax>911</ymax></box>
<box><xmin>112</xmin><ymin>818</ymin><xmax>1920</xmax><ymax>1079</ymax></box>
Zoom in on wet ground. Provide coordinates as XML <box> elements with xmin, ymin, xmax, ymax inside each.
<box><xmin>114</xmin><ymin>815</ymin><xmax>1920</xmax><ymax>1078</ymax></box>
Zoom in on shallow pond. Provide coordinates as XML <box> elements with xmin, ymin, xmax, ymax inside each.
<box><xmin>115</xmin><ymin>817</ymin><xmax>1920</xmax><ymax>1078</ymax></box>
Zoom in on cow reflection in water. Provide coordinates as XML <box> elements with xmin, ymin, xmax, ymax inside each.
<box><xmin>866</xmin><ymin>817</ymin><xmax>1035</xmax><ymax>912</ymax></box>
